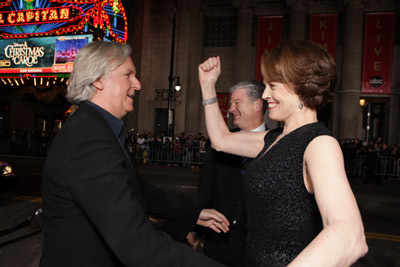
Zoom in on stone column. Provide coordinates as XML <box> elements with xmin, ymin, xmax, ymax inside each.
<box><xmin>184</xmin><ymin>0</ymin><xmax>205</xmax><ymax>134</ymax></box>
<box><xmin>124</xmin><ymin>0</ymin><xmax>144</xmax><ymax>132</ymax></box>
<box><xmin>388</xmin><ymin>47</ymin><xmax>400</xmax><ymax>145</ymax></box>
<box><xmin>287</xmin><ymin>0</ymin><xmax>306</xmax><ymax>40</ymax></box>
<box><xmin>339</xmin><ymin>0</ymin><xmax>364</xmax><ymax>139</ymax></box>
<box><xmin>233</xmin><ymin>0</ymin><xmax>256</xmax><ymax>82</ymax></box>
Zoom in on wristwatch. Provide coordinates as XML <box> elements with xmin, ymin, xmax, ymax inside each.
<box><xmin>202</xmin><ymin>97</ymin><xmax>218</xmax><ymax>106</ymax></box>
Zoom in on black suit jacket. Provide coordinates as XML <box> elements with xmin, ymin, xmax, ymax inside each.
<box><xmin>196</xmin><ymin>137</ymin><xmax>246</xmax><ymax>267</ymax></box>
<box><xmin>40</xmin><ymin>102</ymin><xmax>224</xmax><ymax>267</ymax></box>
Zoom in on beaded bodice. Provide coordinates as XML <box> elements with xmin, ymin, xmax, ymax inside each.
<box><xmin>243</xmin><ymin>122</ymin><xmax>333</xmax><ymax>266</ymax></box>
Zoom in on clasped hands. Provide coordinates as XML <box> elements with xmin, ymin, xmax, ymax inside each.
<box><xmin>197</xmin><ymin>208</ymin><xmax>229</xmax><ymax>233</ymax></box>
<box><xmin>188</xmin><ymin>208</ymin><xmax>229</xmax><ymax>250</ymax></box>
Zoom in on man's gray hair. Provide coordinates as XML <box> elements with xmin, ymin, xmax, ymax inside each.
<box><xmin>229</xmin><ymin>80</ymin><xmax>265</xmax><ymax>102</ymax></box>
<box><xmin>66</xmin><ymin>41</ymin><xmax>132</xmax><ymax>104</ymax></box>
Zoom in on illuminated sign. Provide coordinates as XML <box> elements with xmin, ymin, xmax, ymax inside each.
<box><xmin>5</xmin><ymin>41</ymin><xmax>45</xmax><ymax>67</ymax></box>
<box><xmin>0</xmin><ymin>6</ymin><xmax>80</xmax><ymax>26</ymax></box>
<box><xmin>0</xmin><ymin>0</ymin><xmax>127</xmax><ymax>43</ymax></box>
<box><xmin>0</xmin><ymin>34</ymin><xmax>92</xmax><ymax>73</ymax></box>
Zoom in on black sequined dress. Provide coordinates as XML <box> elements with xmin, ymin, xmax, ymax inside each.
<box><xmin>243</xmin><ymin>122</ymin><xmax>333</xmax><ymax>267</ymax></box>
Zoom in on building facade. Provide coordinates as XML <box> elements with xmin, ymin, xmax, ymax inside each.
<box><xmin>125</xmin><ymin>0</ymin><xmax>399</xmax><ymax>145</ymax></box>
<box><xmin>1</xmin><ymin>0</ymin><xmax>399</xmax><ymax>145</ymax></box>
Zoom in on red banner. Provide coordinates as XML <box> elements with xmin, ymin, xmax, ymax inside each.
<box><xmin>217</xmin><ymin>93</ymin><xmax>229</xmax><ymax>124</ymax></box>
<box><xmin>309</xmin><ymin>14</ymin><xmax>337</xmax><ymax>60</ymax></box>
<box><xmin>255</xmin><ymin>16</ymin><xmax>283</xmax><ymax>81</ymax></box>
<box><xmin>362</xmin><ymin>12</ymin><xmax>395</xmax><ymax>94</ymax></box>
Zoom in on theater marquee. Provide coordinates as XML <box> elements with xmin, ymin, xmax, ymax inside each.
<box><xmin>0</xmin><ymin>0</ymin><xmax>128</xmax><ymax>43</ymax></box>
<box><xmin>0</xmin><ymin>6</ymin><xmax>77</xmax><ymax>26</ymax></box>
<box><xmin>0</xmin><ymin>35</ymin><xmax>92</xmax><ymax>74</ymax></box>
<box><xmin>0</xmin><ymin>0</ymin><xmax>127</xmax><ymax>83</ymax></box>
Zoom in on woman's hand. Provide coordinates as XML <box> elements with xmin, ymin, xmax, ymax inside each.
<box><xmin>197</xmin><ymin>208</ymin><xmax>230</xmax><ymax>233</ymax></box>
<box><xmin>198</xmin><ymin>56</ymin><xmax>221</xmax><ymax>98</ymax></box>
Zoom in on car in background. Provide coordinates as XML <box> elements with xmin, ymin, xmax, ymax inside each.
<box><xmin>1</xmin><ymin>161</ymin><xmax>16</xmax><ymax>188</ymax></box>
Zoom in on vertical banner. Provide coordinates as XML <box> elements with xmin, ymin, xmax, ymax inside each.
<box><xmin>217</xmin><ymin>93</ymin><xmax>230</xmax><ymax>124</ymax></box>
<box><xmin>309</xmin><ymin>14</ymin><xmax>338</xmax><ymax>60</ymax></box>
<box><xmin>255</xmin><ymin>16</ymin><xmax>283</xmax><ymax>81</ymax></box>
<box><xmin>362</xmin><ymin>12</ymin><xmax>395</xmax><ymax>94</ymax></box>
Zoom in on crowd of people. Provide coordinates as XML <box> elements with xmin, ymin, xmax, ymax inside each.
<box><xmin>2</xmin><ymin>128</ymin><xmax>400</xmax><ymax>182</ymax></box>
<box><xmin>0</xmin><ymin>129</ymin><xmax>208</xmax><ymax>164</ymax></box>
<box><xmin>0</xmin><ymin>130</ymin><xmax>56</xmax><ymax>157</ymax></box>
<box><xmin>125</xmin><ymin>131</ymin><xmax>207</xmax><ymax>165</ymax></box>
<box><xmin>340</xmin><ymin>138</ymin><xmax>400</xmax><ymax>183</ymax></box>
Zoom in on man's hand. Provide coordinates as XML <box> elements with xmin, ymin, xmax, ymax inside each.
<box><xmin>197</xmin><ymin>209</ymin><xmax>229</xmax><ymax>233</ymax></box>
<box><xmin>198</xmin><ymin>56</ymin><xmax>221</xmax><ymax>93</ymax></box>
<box><xmin>186</xmin><ymin>232</ymin><xmax>204</xmax><ymax>250</ymax></box>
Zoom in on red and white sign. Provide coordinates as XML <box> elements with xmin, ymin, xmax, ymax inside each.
<box><xmin>362</xmin><ymin>12</ymin><xmax>395</xmax><ymax>94</ymax></box>
<box><xmin>255</xmin><ymin>16</ymin><xmax>283</xmax><ymax>81</ymax></box>
<box><xmin>309</xmin><ymin>14</ymin><xmax>337</xmax><ymax>60</ymax></box>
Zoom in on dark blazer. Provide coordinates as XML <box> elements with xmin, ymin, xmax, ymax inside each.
<box><xmin>196</xmin><ymin>137</ymin><xmax>246</xmax><ymax>267</ymax></box>
<box><xmin>40</xmin><ymin>102</ymin><xmax>224</xmax><ymax>267</ymax></box>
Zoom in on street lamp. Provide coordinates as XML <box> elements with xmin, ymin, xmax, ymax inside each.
<box><xmin>167</xmin><ymin>75</ymin><xmax>181</xmax><ymax>137</ymax></box>
<box><xmin>365</xmin><ymin>102</ymin><xmax>372</xmax><ymax>142</ymax></box>
<box><xmin>360</xmin><ymin>98</ymin><xmax>371</xmax><ymax>142</ymax></box>
<box><xmin>167</xmin><ymin>0</ymin><xmax>178</xmax><ymax>137</ymax></box>
<box><xmin>175</xmin><ymin>76</ymin><xmax>181</xmax><ymax>91</ymax></box>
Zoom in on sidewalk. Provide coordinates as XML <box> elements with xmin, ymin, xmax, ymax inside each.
<box><xmin>0</xmin><ymin>159</ymin><xmax>399</xmax><ymax>266</ymax></box>
<box><xmin>352</xmin><ymin>180</ymin><xmax>400</xmax><ymax>267</ymax></box>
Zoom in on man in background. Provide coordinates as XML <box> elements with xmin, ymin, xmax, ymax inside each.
<box><xmin>187</xmin><ymin>80</ymin><xmax>266</xmax><ymax>267</ymax></box>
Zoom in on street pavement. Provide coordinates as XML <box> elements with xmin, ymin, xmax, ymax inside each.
<box><xmin>0</xmin><ymin>158</ymin><xmax>399</xmax><ymax>266</ymax></box>
<box><xmin>351</xmin><ymin>179</ymin><xmax>400</xmax><ymax>267</ymax></box>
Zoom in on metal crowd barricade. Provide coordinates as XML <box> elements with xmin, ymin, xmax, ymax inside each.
<box><xmin>351</xmin><ymin>154</ymin><xmax>400</xmax><ymax>181</ymax></box>
<box><xmin>395</xmin><ymin>158</ymin><xmax>400</xmax><ymax>181</ymax></box>
<box><xmin>129</xmin><ymin>144</ymin><xmax>206</xmax><ymax>166</ymax></box>
<box><xmin>352</xmin><ymin>154</ymin><xmax>366</xmax><ymax>178</ymax></box>
<box><xmin>374</xmin><ymin>155</ymin><xmax>400</xmax><ymax>181</ymax></box>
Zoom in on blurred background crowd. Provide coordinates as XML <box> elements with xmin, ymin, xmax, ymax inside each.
<box><xmin>0</xmin><ymin>129</ymin><xmax>208</xmax><ymax>166</ymax></box>
<box><xmin>1</xmin><ymin>130</ymin><xmax>400</xmax><ymax>183</ymax></box>
<box><xmin>340</xmin><ymin>138</ymin><xmax>400</xmax><ymax>184</ymax></box>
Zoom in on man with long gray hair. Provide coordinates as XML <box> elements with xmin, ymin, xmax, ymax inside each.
<box><xmin>40</xmin><ymin>41</ymin><xmax>229</xmax><ymax>267</ymax></box>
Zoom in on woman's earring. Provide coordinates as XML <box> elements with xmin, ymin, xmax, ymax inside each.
<box><xmin>299</xmin><ymin>103</ymin><xmax>304</xmax><ymax>109</ymax></box>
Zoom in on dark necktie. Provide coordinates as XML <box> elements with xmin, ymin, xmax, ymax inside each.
<box><xmin>241</xmin><ymin>157</ymin><xmax>251</xmax><ymax>175</ymax></box>
<box><xmin>118</xmin><ymin>127</ymin><xmax>126</xmax><ymax>147</ymax></box>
